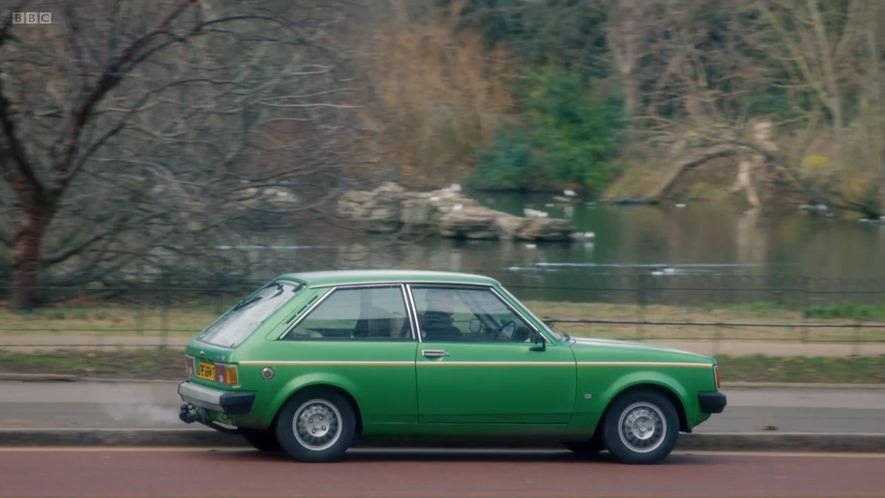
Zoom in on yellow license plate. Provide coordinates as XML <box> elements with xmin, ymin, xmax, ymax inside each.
<box><xmin>197</xmin><ymin>361</ymin><xmax>215</xmax><ymax>381</ymax></box>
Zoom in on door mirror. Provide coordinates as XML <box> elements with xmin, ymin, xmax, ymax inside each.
<box><xmin>529</xmin><ymin>332</ymin><xmax>546</xmax><ymax>351</ymax></box>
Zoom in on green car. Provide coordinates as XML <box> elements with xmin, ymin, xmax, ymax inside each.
<box><xmin>178</xmin><ymin>270</ymin><xmax>726</xmax><ymax>464</ymax></box>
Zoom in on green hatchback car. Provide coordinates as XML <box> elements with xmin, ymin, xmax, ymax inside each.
<box><xmin>178</xmin><ymin>270</ymin><xmax>726</xmax><ymax>464</ymax></box>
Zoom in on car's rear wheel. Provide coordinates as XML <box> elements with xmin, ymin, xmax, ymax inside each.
<box><xmin>602</xmin><ymin>389</ymin><xmax>678</xmax><ymax>464</ymax></box>
<box><xmin>275</xmin><ymin>389</ymin><xmax>355</xmax><ymax>462</ymax></box>
<box><xmin>240</xmin><ymin>428</ymin><xmax>281</xmax><ymax>452</ymax></box>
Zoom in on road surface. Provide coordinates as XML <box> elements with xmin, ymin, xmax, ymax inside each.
<box><xmin>0</xmin><ymin>447</ymin><xmax>883</xmax><ymax>497</ymax></box>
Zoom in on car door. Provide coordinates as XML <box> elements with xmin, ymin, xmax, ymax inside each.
<box><xmin>273</xmin><ymin>285</ymin><xmax>419</xmax><ymax>426</ymax></box>
<box><xmin>410</xmin><ymin>284</ymin><xmax>576</xmax><ymax>424</ymax></box>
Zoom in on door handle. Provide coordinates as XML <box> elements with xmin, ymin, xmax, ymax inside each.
<box><xmin>422</xmin><ymin>349</ymin><xmax>448</xmax><ymax>358</ymax></box>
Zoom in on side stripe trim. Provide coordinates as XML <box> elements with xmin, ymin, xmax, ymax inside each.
<box><xmin>240</xmin><ymin>361</ymin><xmax>412</xmax><ymax>367</ymax></box>
<box><xmin>240</xmin><ymin>360</ymin><xmax>711</xmax><ymax>368</ymax></box>
<box><xmin>578</xmin><ymin>362</ymin><xmax>712</xmax><ymax>368</ymax></box>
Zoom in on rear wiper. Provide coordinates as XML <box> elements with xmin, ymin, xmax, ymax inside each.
<box><xmin>233</xmin><ymin>281</ymin><xmax>284</xmax><ymax>310</ymax></box>
<box><xmin>232</xmin><ymin>295</ymin><xmax>262</xmax><ymax>311</ymax></box>
<box><xmin>269</xmin><ymin>281</ymin><xmax>284</xmax><ymax>298</ymax></box>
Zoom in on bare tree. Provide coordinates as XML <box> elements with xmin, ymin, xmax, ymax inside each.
<box><xmin>609</xmin><ymin>0</ymin><xmax>884</xmax><ymax>214</ymax></box>
<box><xmin>1</xmin><ymin>0</ymin><xmax>359</xmax><ymax>309</ymax></box>
<box><xmin>759</xmin><ymin>0</ymin><xmax>884</xmax><ymax>215</ymax></box>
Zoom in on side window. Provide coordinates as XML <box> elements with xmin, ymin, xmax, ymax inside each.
<box><xmin>285</xmin><ymin>286</ymin><xmax>412</xmax><ymax>341</ymax></box>
<box><xmin>412</xmin><ymin>286</ymin><xmax>535</xmax><ymax>343</ymax></box>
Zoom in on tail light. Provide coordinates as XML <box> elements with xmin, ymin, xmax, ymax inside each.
<box><xmin>215</xmin><ymin>363</ymin><xmax>240</xmax><ymax>386</ymax></box>
<box><xmin>713</xmin><ymin>364</ymin><xmax>721</xmax><ymax>390</ymax></box>
<box><xmin>185</xmin><ymin>355</ymin><xmax>195</xmax><ymax>377</ymax></box>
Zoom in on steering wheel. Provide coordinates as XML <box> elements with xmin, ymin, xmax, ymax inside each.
<box><xmin>495</xmin><ymin>320</ymin><xmax>516</xmax><ymax>341</ymax></box>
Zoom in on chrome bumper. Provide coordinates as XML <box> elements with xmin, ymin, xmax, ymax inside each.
<box><xmin>178</xmin><ymin>381</ymin><xmax>255</xmax><ymax>414</ymax></box>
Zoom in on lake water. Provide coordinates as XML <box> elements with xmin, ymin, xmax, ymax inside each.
<box><xmin>227</xmin><ymin>193</ymin><xmax>885</xmax><ymax>304</ymax></box>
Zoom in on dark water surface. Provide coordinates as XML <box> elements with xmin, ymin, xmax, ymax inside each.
<box><xmin>229</xmin><ymin>193</ymin><xmax>885</xmax><ymax>304</ymax></box>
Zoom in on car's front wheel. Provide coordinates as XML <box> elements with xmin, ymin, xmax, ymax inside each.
<box><xmin>602</xmin><ymin>389</ymin><xmax>679</xmax><ymax>464</ymax></box>
<box><xmin>275</xmin><ymin>389</ymin><xmax>355</xmax><ymax>462</ymax></box>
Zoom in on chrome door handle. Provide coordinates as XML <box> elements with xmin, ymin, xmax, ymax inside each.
<box><xmin>422</xmin><ymin>349</ymin><xmax>448</xmax><ymax>358</ymax></box>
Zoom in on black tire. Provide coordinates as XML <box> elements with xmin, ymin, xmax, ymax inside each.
<box><xmin>275</xmin><ymin>389</ymin><xmax>355</xmax><ymax>462</ymax></box>
<box><xmin>240</xmin><ymin>428</ymin><xmax>281</xmax><ymax>453</ymax></box>
<box><xmin>564</xmin><ymin>436</ymin><xmax>606</xmax><ymax>455</ymax></box>
<box><xmin>601</xmin><ymin>389</ymin><xmax>679</xmax><ymax>464</ymax></box>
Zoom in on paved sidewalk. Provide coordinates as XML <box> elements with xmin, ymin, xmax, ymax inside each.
<box><xmin>2</xmin><ymin>380</ymin><xmax>882</xmax><ymax>432</ymax></box>
<box><xmin>2</xmin><ymin>334</ymin><xmax>884</xmax><ymax>356</ymax></box>
<box><xmin>0</xmin><ymin>380</ymin><xmax>883</xmax><ymax>452</ymax></box>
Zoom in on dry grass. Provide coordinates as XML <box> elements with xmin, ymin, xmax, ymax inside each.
<box><xmin>525</xmin><ymin>301</ymin><xmax>885</xmax><ymax>342</ymax></box>
<box><xmin>1</xmin><ymin>299</ymin><xmax>882</xmax><ymax>342</ymax></box>
<box><xmin>0</xmin><ymin>304</ymin><xmax>217</xmax><ymax>336</ymax></box>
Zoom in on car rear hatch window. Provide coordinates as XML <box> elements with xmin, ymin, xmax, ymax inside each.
<box><xmin>197</xmin><ymin>280</ymin><xmax>301</xmax><ymax>348</ymax></box>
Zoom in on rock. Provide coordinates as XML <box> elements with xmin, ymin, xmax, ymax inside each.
<box><xmin>439</xmin><ymin>209</ymin><xmax>499</xmax><ymax>239</ymax></box>
<box><xmin>338</xmin><ymin>183</ymin><xmax>577</xmax><ymax>242</ymax></box>
<box><xmin>493</xmin><ymin>213</ymin><xmax>525</xmax><ymax>239</ymax></box>
<box><xmin>336</xmin><ymin>188</ymin><xmax>403</xmax><ymax>233</ymax></box>
<box><xmin>400</xmin><ymin>197</ymin><xmax>438</xmax><ymax>234</ymax></box>
<box><xmin>513</xmin><ymin>217</ymin><xmax>573</xmax><ymax>241</ymax></box>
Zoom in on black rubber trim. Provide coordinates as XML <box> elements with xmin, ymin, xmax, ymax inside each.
<box><xmin>219</xmin><ymin>392</ymin><xmax>256</xmax><ymax>414</ymax></box>
<box><xmin>698</xmin><ymin>392</ymin><xmax>727</xmax><ymax>414</ymax></box>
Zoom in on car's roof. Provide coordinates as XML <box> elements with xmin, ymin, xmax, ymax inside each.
<box><xmin>278</xmin><ymin>270</ymin><xmax>499</xmax><ymax>288</ymax></box>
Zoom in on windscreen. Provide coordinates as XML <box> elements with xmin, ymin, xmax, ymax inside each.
<box><xmin>197</xmin><ymin>280</ymin><xmax>301</xmax><ymax>348</ymax></box>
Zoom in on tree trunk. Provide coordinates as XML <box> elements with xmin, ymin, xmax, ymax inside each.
<box><xmin>10</xmin><ymin>206</ymin><xmax>51</xmax><ymax>310</ymax></box>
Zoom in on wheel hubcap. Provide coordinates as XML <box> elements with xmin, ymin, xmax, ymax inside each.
<box><xmin>293</xmin><ymin>399</ymin><xmax>342</xmax><ymax>451</ymax></box>
<box><xmin>617</xmin><ymin>402</ymin><xmax>667</xmax><ymax>453</ymax></box>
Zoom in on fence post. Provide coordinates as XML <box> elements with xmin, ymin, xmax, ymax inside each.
<box><xmin>713</xmin><ymin>322</ymin><xmax>722</xmax><ymax>357</ymax></box>
<box><xmin>852</xmin><ymin>321</ymin><xmax>861</xmax><ymax>357</ymax></box>
<box><xmin>801</xmin><ymin>276</ymin><xmax>810</xmax><ymax>343</ymax></box>
<box><xmin>161</xmin><ymin>284</ymin><xmax>171</xmax><ymax>350</ymax></box>
<box><xmin>636</xmin><ymin>274</ymin><xmax>648</xmax><ymax>341</ymax></box>
<box><xmin>135</xmin><ymin>281</ymin><xmax>145</xmax><ymax>337</ymax></box>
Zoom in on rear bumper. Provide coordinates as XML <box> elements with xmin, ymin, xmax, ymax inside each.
<box><xmin>698</xmin><ymin>392</ymin><xmax>727</xmax><ymax>414</ymax></box>
<box><xmin>178</xmin><ymin>381</ymin><xmax>255</xmax><ymax>414</ymax></box>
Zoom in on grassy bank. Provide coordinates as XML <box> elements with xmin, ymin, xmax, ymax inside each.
<box><xmin>525</xmin><ymin>301</ymin><xmax>885</xmax><ymax>342</ymax></box>
<box><xmin>0</xmin><ymin>349</ymin><xmax>881</xmax><ymax>384</ymax></box>
<box><xmin>2</xmin><ymin>300</ymin><xmax>883</xmax><ymax>342</ymax></box>
<box><xmin>717</xmin><ymin>355</ymin><xmax>885</xmax><ymax>384</ymax></box>
<box><xmin>0</xmin><ymin>303</ymin><xmax>219</xmax><ymax>336</ymax></box>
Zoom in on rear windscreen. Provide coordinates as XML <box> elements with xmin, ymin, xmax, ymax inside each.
<box><xmin>197</xmin><ymin>281</ymin><xmax>301</xmax><ymax>348</ymax></box>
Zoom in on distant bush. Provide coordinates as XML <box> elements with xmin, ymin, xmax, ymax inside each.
<box><xmin>803</xmin><ymin>303</ymin><xmax>885</xmax><ymax>320</ymax></box>
<box><xmin>470</xmin><ymin>69</ymin><xmax>626</xmax><ymax>192</ymax></box>
<box><xmin>470</xmin><ymin>126</ymin><xmax>537</xmax><ymax>190</ymax></box>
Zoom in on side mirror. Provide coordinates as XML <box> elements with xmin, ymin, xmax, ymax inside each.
<box><xmin>529</xmin><ymin>333</ymin><xmax>546</xmax><ymax>352</ymax></box>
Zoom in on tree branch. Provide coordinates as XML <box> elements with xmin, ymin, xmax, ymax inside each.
<box><xmin>0</xmin><ymin>0</ymin><xmax>29</xmax><ymax>47</ymax></box>
<box><xmin>70</xmin><ymin>77</ymin><xmax>244</xmax><ymax>178</ymax></box>
<box><xmin>42</xmin><ymin>211</ymin><xmax>163</xmax><ymax>265</ymax></box>
<box><xmin>51</xmin><ymin>0</ymin><xmax>198</xmax><ymax>194</ymax></box>
<box><xmin>0</xmin><ymin>221</ymin><xmax>12</xmax><ymax>246</ymax></box>
<box><xmin>0</xmin><ymin>77</ymin><xmax>45</xmax><ymax>203</ymax></box>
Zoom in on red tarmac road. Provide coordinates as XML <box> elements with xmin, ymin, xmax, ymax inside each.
<box><xmin>1</xmin><ymin>447</ymin><xmax>883</xmax><ymax>498</ymax></box>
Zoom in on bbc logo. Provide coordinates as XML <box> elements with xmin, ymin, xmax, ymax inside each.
<box><xmin>11</xmin><ymin>12</ymin><xmax>53</xmax><ymax>24</ymax></box>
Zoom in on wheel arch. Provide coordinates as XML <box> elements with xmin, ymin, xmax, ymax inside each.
<box><xmin>267</xmin><ymin>375</ymin><xmax>364</xmax><ymax>436</ymax></box>
<box><xmin>600</xmin><ymin>380</ymin><xmax>690</xmax><ymax>433</ymax></box>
